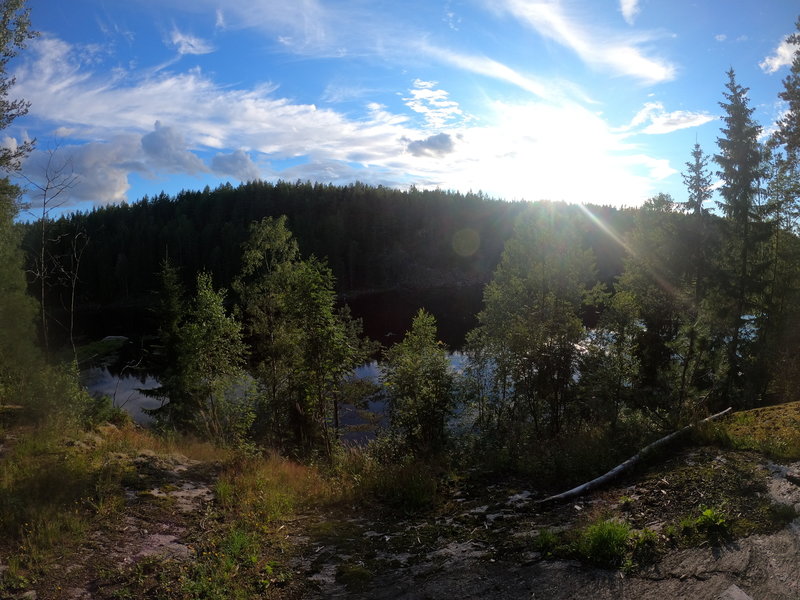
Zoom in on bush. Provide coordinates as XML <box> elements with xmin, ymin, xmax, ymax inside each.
<box><xmin>333</xmin><ymin>445</ymin><xmax>439</xmax><ymax>511</ymax></box>
<box><xmin>577</xmin><ymin>519</ymin><xmax>631</xmax><ymax>568</ymax></box>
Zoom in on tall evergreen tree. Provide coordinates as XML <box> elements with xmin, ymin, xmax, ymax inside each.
<box><xmin>676</xmin><ymin>144</ymin><xmax>715</xmax><ymax>411</ymax></box>
<box><xmin>714</xmin><ymin>69</ymin><xmax>767</xmax><ymax>405</ymax></box>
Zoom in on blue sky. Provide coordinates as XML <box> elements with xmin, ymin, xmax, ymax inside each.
<box><xmin>10</xmin><ymin>0</ymin><xmax>800</xmax><ymax>213</ymax></box>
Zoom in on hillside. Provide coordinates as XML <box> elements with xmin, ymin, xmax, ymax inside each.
<box><xmin>1</xmin><ymin>402</ymin><xmax>798</xmax><ymax>599</ymax></box>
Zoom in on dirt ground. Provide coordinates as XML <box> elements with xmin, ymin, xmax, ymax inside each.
<box><xmin>299</xmin><ymin>452</ymin><xmax>800</xmax><ymax>600</ymax></box>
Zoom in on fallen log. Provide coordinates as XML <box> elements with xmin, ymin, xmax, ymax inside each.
<box><xmin>537</xmin><ymin>407</ymin><xmax>732</xmax><ymax>505</ymax></box>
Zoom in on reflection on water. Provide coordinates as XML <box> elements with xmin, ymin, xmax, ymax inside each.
<box><xmin>82</xmin><ymin>367</ymin><xmax>161</xmax><ymax>425</ymax></box>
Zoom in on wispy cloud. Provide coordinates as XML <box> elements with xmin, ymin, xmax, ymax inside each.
<box><xmin>621</xmin><ymin>102</ymin><xmax>716</xmax><ymax>134</ymax></box>
<box><xmin>492</xmin><ymin>0</ymin><xmax>675</xmax><ymax>84</ymax></box>
<box><xmin>760</xmin><ymin>36</ymin><xmax>798</xmax><ymax>74</ymax></box>
<box><xmin>619</xmin><ymin>0</ymin><xmax>640</xmax><ymax>25</ymax></box>
<box><xmin>169</xmin><ymin>27</ymin><xmax>215</xmax><ymax>55</ymax></box>
<box><xmin>418</xmin><ymin>41</ymin><xmax>594</xmax><ymax>103</ymax></box>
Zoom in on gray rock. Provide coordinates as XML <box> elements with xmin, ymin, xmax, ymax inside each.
<box><xmin>718</xmin><ymin>584</ymin><xmax>754</xmax><ymax>600</ymax></box>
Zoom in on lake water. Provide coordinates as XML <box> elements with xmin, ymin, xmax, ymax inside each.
<box><xmin>81</xmin><ymin>367</ymin><xmax>162</xmax><ymax>425</ymax></box>
<box><xmin>83</xmin><ymin>352</ymin><xmax>470</xmax><ymax>435</ymax></box>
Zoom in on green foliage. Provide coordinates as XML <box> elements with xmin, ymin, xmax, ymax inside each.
<box><xmin>532</xmin><ymin>528</ymin><xmax>560</xmax><ymax>557</ymax></box>
<box><xmin>576</xmin><ymin>519</ymin><xmax>631</xmax><ymax>568</ymax></box>
<box><xmin>234</xmin><ymin>216</ymin><xmax>373</xmax><ymax>455</ymax></box>
<box><xmin>467</xmin><ymin>203</ymin><xmax>596</xmax><ymax>441</ymax></box>
<box><xmin>628</xmin><ymin>528</ymin><xmax>659</xmax><ymax>568</ymax></box>
<box><xmin>0</xmin><ymin>180</ymin><xmax>40</xmax><ymax>406</ymax></box>
<box><xmin>82</xmin><ymin>394</ymin><xmax>131</xmax><ymax>428</ymax></box>
<box><xmin>578</xmin><ymin>290</ymin><xmax>641</xmax><ymax>427</ymax></box>
<box><xmin>383</xmin><ymin>308</ymin><xmax>454</xmax><ymax>459</ymax></box>
<box><xmin>0</xmin><ymin>0</ymin><xmax>36</xmax><ymax>171</ymax></box>
<box><xmin>148</xmin><ymin>268</ymin><xmax>249</xmax><ymax>446</ymax></box>
<box><xmin>679</xmin><ymin>506</ymin><xmax>729</xmax><ymax>543</ymax></box>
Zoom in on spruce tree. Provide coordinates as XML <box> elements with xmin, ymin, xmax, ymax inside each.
<box><xmin>714</xmin><ymin>69</ymin><xmax>767</xmax><ymax>405</ymax></box>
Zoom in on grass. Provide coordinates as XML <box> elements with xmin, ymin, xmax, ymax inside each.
<box><xmin>531</xmin><ymin>518</ymin><xmax>661</xmax><ymax>572</ymax></box>
<box><xmin>576</xmin><ymin>519</ymin><xmax>632</xmax><ymax>568</ymax></box>
<box><xmin>106</xmin><ymin>443</ymin><xmax>347</xmax><ymax>599</ymax></box>
<box><xmin>334</xmin><ymin>445</ymin><xmax>441</xmax><ymax>512</ymax></box>
<box><xmin>695</xmin><ymin>401</ymin><xmax>800</xmax><ymax>460</ymax></box>
<box><xmin>0</xmin><ymin>424</ymin><xmax>132</xmax><ymax>592</ymax></box>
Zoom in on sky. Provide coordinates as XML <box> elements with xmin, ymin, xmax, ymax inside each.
<box><xmin>9</xmin><ymin>0</ymin><xmax>800</xmax><ymax>214</ymax></box>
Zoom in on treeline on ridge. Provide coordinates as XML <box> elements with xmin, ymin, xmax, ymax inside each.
<box><xmin>24</xmin><ymin>181</ymin><xmax>633</xmax><ymax>311</ymax></box>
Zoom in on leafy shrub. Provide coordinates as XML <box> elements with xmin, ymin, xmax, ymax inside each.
<box><xmin>695</xmin><ymin>506</ymin><xmax>728</xmax><ymax>537</ymax></box>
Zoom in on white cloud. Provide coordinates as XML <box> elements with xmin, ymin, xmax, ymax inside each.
<box><xmin>619</xmin><ymin>102</ymin><xmax>715</xmax><ymax>134</ymax></box>
<box><xmin>22</xmin><ymin>135</ymin><xmax>145</xmax><ymax>205</ymax></box>
<box><xmin>215</xmin><ymin>9</ymin><xmax>226</xmax><ymax>30</ymax></box>
<box><xmin>211</xmin><ymin>149</ymin><xmax>261</xmax><ymax>180</ymax></box>
<box><xmin>403</xmin><ymin>80</ymin><xmax>464</xmax><ymax>129</ymax></box>
<box><xmin>418</xmin><ymin>41</ymin><xmax>600</xmax><ymax>105</ymax></box>
<box><xmin>401</xmin><ymin>100</ymin><xmax>675</xmax><ymax>206</ymax></box>
<box><xmin>760</xmin><ymin>36</ymin><xmax>798</xmax><ymax>74</ymax></box>
<box><xmin>493</xmin><ymin>0</ymin><xmax>675</xmax><ymax>84</ymax></box>
<box><xmin>642</xmin><ymin>110</ymin><xmax>715</xmax><ymax>134</ymax></box>
<box><xmin>715</xmin><ymin>34</ymin><xmax>726</xmax><ymax>42</ymax></box>
<box><xmin>169</xmin><ymin>27</ymin><xmax>214</xmax><ymax>55</ymax></box>
<box><xmin>620</xmin><ymin>0</ymin><xmax>640</xmax><ymax>25</ymax></box>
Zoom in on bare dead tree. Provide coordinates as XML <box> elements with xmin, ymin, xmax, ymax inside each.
<box><xmin>54</xmin><ymin>228</ymin><xmax>89</xmax><ymax>362</ymax></box>
<box><xmin>23</xmin><ymin>147</ymin><xmax>79</xmax><ymax>353</ymax></box>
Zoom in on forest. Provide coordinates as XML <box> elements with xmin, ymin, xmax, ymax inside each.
<box><xmin>3</xmin><ymin>3</ymin><xmax>800</xmax><ymax>598</ymax></box>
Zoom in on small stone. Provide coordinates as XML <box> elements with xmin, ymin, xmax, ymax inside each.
<box><xmin>18</xmin><ymin>591</ymin><xmax>38</xmax><ymax>600</ymax></box>
<box><xmin>718</xmin><ymin>584</ymin><xmax>754</xmax><ymax>600</ymax></box>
